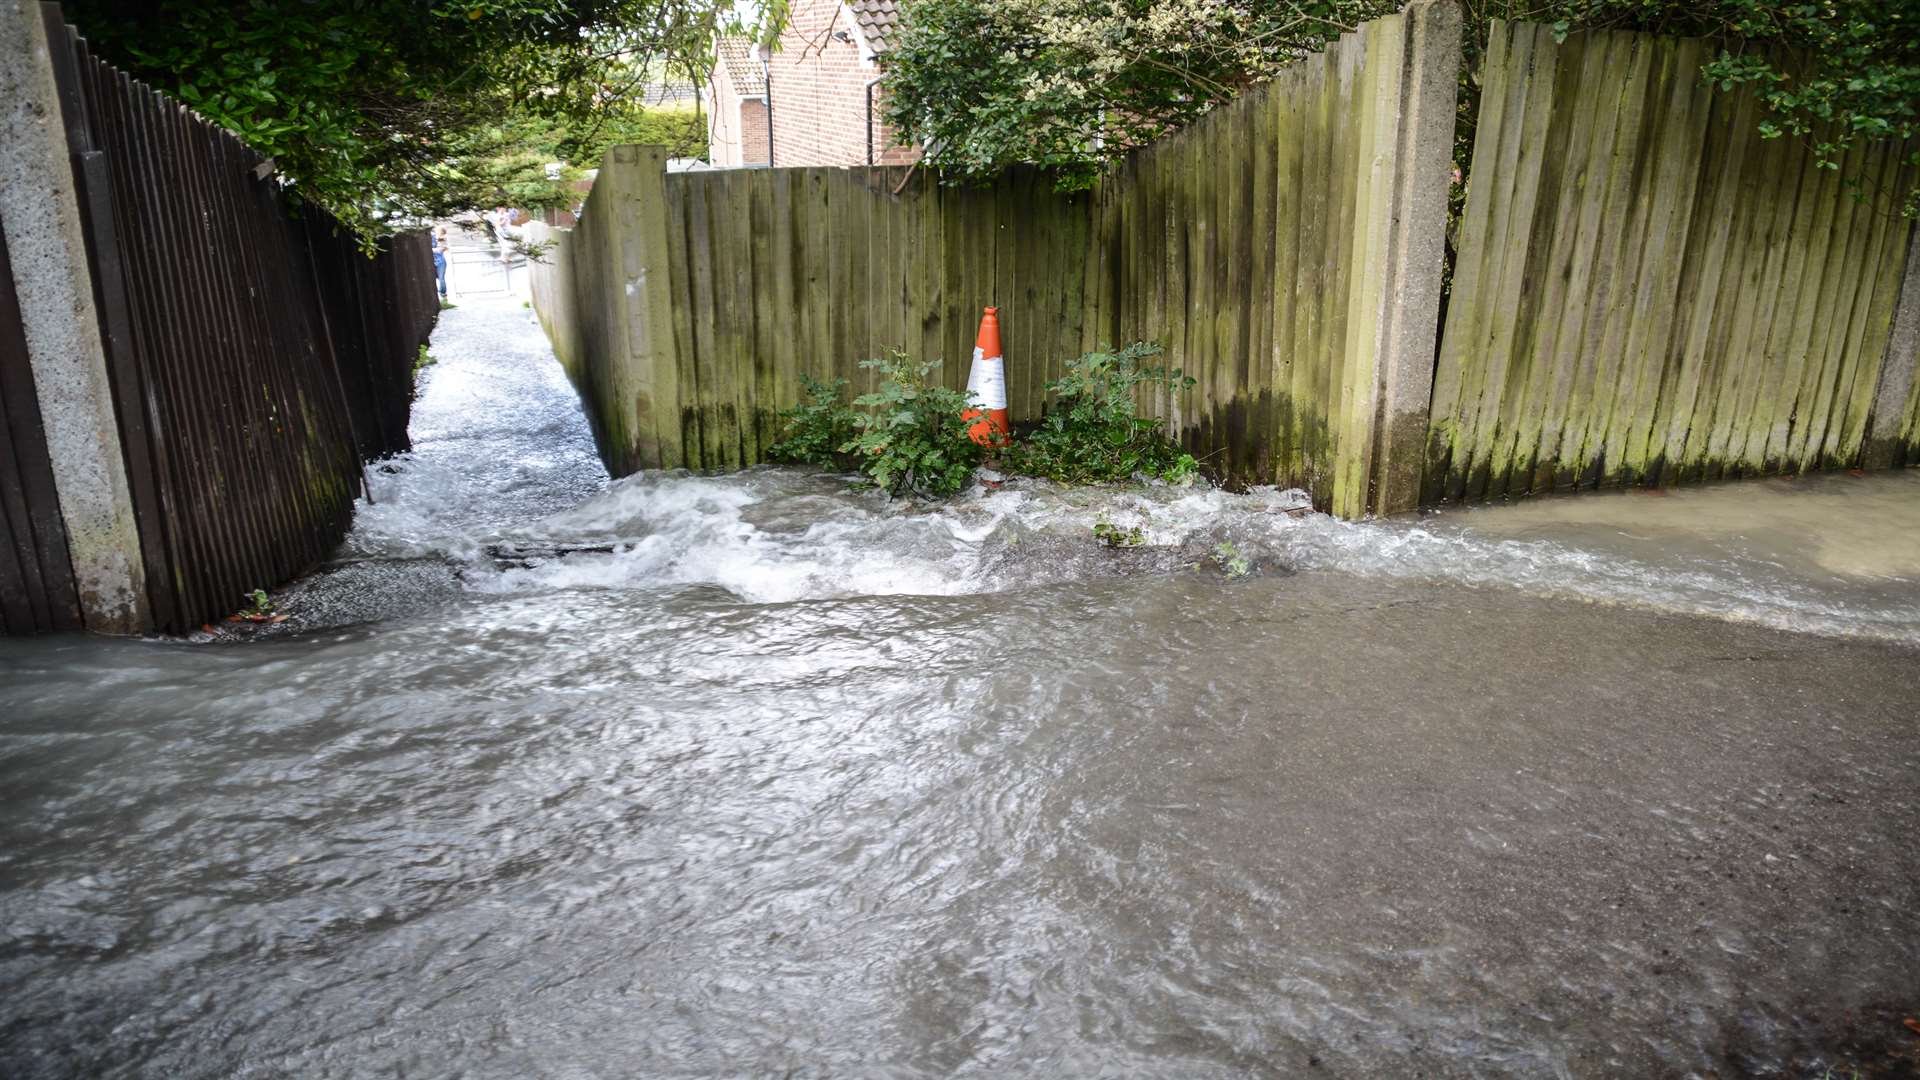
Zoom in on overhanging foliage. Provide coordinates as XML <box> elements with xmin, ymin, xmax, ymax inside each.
<box><xmin>884</xmin><ymin>0</ymin><xmax>1920</xmax><ymax>211</ymax></box>
<box><xmin>65</xmin><ymin>0</ymin><xmax>746</xmax><ymax>242</ymax></box>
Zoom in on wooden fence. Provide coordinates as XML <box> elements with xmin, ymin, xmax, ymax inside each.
<box><xmin>1427</xmin><ymin>20</ymin><xmax>1920</xmax><ymax>503</ymax></box>
<box><xmin>532</xmin><ymin>152</ymin><xmax>1089</xmax><ymax>474</ymax></box>
<box><xmin>0</xmin><ymin>5</ymin><xmax>438</xmax><ymax>635</ymax></box>
<box><xmin>531</xmin><ymin>3</ymin><xmax>1920</xmax><ymax>518</ymax></box>
<box><xmin>532</xmin><ymin>1</ymin><xmax>1460</xmax><ymax>515</ymax></box>
<box><xmin>667</xmin><ymin>166</ymin><xmax>1092</xmax><ymax>471</ymax></box>
<box><xmin>1085</xmin><ymin>0</ymin><xmax>1460</xmax><ymax>515</ymax></box>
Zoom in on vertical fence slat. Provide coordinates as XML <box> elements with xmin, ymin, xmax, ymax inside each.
<box><xmin>663</xmin><ymin>175</ymin><xmax>700</xmax><ymax>469</ymax></box>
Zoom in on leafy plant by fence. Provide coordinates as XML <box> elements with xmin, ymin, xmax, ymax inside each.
<box><xmin>1003</xmin><ymin>343</ymin><xmax>1198</xmax><ymax>485</ymax></box>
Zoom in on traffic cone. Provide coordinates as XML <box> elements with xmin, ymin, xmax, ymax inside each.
<box><xmin>963</xmin><ymin>307</ymin><xmax>1010</xmax><ymax>446</ymax></box>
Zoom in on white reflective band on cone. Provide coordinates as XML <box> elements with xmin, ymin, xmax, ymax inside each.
<box><xmin>966</xmin><ymin>346</ymin><xmax>1008</xmax><ymax>410</ymax></box>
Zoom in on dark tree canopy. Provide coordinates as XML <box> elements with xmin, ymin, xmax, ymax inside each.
<box><xmin>66</xmin><ymin>0</ymin><xmax>740</xmax><ymax>239</ymax></box>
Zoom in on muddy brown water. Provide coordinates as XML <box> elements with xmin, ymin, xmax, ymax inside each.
<box><xmin>2</xmin><ymin>297</ymin><xmax>1916</xmax><ymax>1078</ymax></box>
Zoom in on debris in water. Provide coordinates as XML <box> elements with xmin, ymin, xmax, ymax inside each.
<box><xmin>484</xmin><ymin>541</ymin><xmax>623</xmax><ymax>569</ymax></box>
<box><xmin>1093</xmin><ymin>518</ymin><xmax>1145</xmax><ymax>548</ymax></box>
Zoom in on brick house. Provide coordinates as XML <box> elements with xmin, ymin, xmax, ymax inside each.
<box><xmin>705</xmin><ymin>0</ymin><xmax>921</xmax><ymax>168</ymax></box>
<box><xmin>706</xmin><ymin>38</ymin><xmax>769</xmax><ymax>167</ymax></box>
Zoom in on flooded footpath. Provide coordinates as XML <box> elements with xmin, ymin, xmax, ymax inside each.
<box><xmin>2</xmin><ymin>295</ymin><xmax>1916</xmax><ymax>1078</ymax></box>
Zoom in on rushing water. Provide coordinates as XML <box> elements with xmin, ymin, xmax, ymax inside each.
<box><xmin>3</xmin><ymin>296</ymin><xmax>1917</xmax><ymax>1078</ymax></box>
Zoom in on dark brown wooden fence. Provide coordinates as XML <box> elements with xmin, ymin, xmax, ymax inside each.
<box><xmin>29</xmin><ymin>4</ymin><xmax>437</xmax><ymax>634</ymax></box>
<box><xmin>0</xmin><ymin>227</ymin><xmax>85</xmax><ymax>635</ymax></box>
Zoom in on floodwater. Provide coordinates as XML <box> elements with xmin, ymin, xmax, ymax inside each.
<box><xmin>2</xmin><ymin>296</ymin><xmax>1917</xmax><ymax>1079</ymax></box>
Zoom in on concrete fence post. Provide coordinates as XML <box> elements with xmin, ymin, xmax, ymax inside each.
<box><xmin>0</xmin><ymin>0</ymin><xmax>148</xmax><ymax>633</ymax></box>
<box><xmin>1332</xmin><ymin>0</ymin><xmax>1460</xmax><ymax>519</ymax></box>
<box><xmin>1366</xmin><ymin>0</ymin><xmax>1461</xmax><ymax>516</ymax></box>
<box><xmin>1863</xmin><ymin>227</ymin><xmax>1920</xmax><ymax>470</ymax></box>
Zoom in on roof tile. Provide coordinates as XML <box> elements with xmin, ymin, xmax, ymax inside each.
<box><xmin>848</xmin><ymin>0</ymin><xmax>900</xmax><ymax>53</ymax></box>
<box><xmin>714</xmin><ymin>36</ymin><xmax>767</xmax><ymax>95</ymax></box>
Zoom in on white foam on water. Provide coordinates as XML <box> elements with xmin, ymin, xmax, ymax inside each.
<box><xmin>472</xmin><ymin>472</ymin><xmax>987</xmax><ymax>603</ymax></box>
<box><xmin>344</xmin><ymin>464</ymin><xmax>1919</xmax><ymax>643</ymax></box>
<box><xmin>337</xmin><ymin>295</ymin><xmax>1920</xmax><ymax>642</ymax></box>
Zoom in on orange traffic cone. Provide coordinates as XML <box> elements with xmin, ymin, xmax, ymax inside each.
<box><xmin>963</xmin><ymin>307</ymin><xmax>1010</xmax><ymax>446</ymax></box>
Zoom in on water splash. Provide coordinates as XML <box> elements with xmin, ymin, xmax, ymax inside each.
<box><xmin>294</xmin><ymin>293</ymin><xmax>1920</xmax><ymax>644</ymax></box>
<box><xmin>6</xmin><ymin>296</ymin><xmax>1915</xmax><ymax>1079</ymax></box>
<box><xmin>342</xmin><ymin>458</ymin><xmax>1920</xmax><ymax>644</ymax></box>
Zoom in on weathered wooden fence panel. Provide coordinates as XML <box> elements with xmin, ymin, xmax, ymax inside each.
<box><xmin>1427</xmin><ymin>20</ymin><xmax>1920</xmax><ymax>504</ymax></box>
<box><xmin>1084</xmin><ymin>0</ymin><xmax>1459</xmax><ymax>514</ymax></box>
<box><xmin>22</xmin><ymin>6</ymin><xmax>438</xmax><ymax>634</ymax></box>
<box><xmin>532</xmin><ymin>153</ymin><xmax>1089</xmax><ymax>475</ymax></box>
<box><xmin>0</xmin><ymin>226</ymin><xmax>84</xmax><ymax>634</ymax></box>
<box><xmin>662</xmin><ymin>164</ymin><xmax>1089</xmax><ymax>469</ymax></box>
<box><xmin>302</xmin><ymin>219</ymin><xmax>438</xmax><ymax>463</ymax></box>
<box><xmin>1906</xmin><ymin>373</ymin><xmax>1920</xmax><ymax>465</ymax></box>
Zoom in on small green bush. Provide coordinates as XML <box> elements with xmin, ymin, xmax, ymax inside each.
<box><xmin>845</xmin><ymin>352</ymin><xmax>984</xmax><ymax>498</ymax></box>
<box><xmin>1006</xmin><ymin>342</ymin><xmax>1198</xmax><ymax>485</ymax></box>
<box><xmin>771</xmin><ymin>342</ymin><xmax>1200</xmax><ymax>499</ymax></box>
<box><xmin>769</xmin><ymin>375</ymin><xmax>857</xmax><ymax>467</ymax></box>
<box><xmin>568</xmin><ymin>106</ymin><xmax>707</xmax><ymax>166</ymax></box>
<box><xmin>410</xmin><ymin>344</ymin><xmax>438</xmax><ymax>402</ymax></box>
